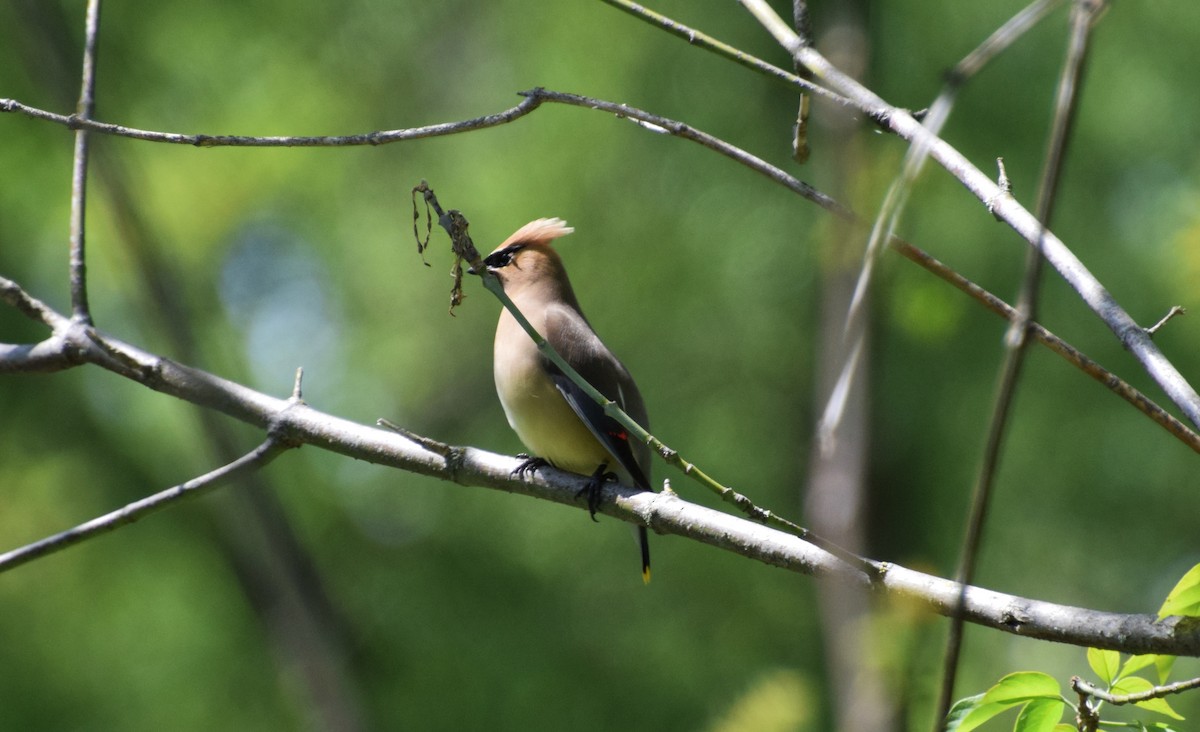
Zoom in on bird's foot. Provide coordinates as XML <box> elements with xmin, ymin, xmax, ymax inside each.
<box><xmin>576</xmin><ymin>463</ymin><xmax>617</xmax><ymax>523</ymax></box>
<box><xmin>512</xmin><ymin>454</ymin><xmax>550</xmax><ymax>480</ymax></box>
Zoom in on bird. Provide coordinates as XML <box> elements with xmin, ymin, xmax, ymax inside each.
<box><xmin>477</xmin><ymin>218</ymin><xmax>654</xmax><ymax>583</ymax></box>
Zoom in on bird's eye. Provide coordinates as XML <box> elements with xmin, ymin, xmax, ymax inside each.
<box><xmin>485</xmin><ymin>244</ymin><xmax>524</xmax><ymax>269</ymax></box>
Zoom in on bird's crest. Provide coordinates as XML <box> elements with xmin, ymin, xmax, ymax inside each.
<box><xmin>501</xmin><ymin>218</ymin><xmax>575</xmax><ymax>249</ymax></box>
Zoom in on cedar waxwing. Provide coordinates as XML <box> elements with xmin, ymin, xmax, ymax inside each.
<box><xmin>480</xmin><ymin>218</ymin><xmax>654</xmax><ymax>583</ymax></box>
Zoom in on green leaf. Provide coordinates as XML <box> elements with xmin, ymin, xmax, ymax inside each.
<box><xmin>1113</xmin><ymin>676</ymin><xmax>1154</xmax><ymax>694</ymax></box>
<box><xmin>981</xmin><ymin>672</ymin><xmax>1061</xmax><ymax>705</ymax></box>
<box><xmin>944</xmin><ymin>673</ymin><xmax>1062</xmax><ymax>732</ymax></box>
<box><xmin>1052</xmin><ymin>725</ymin><xmax>1076</xmax><ymax>731</ymax></box>
<box><xmin>944</xmin><ymin>694</ymin><xmax>1009</xmax><ymax>732</ymax></box>
<box><xmin>1121</xmin><ymin>653</ymin><xmax>1160</xmax><ymax>679</ymax></box>
<box><xmin>1158</xmin><ymin>564</ymin><xmax>1200</xmax><ymax>618</ymax></box>
<box><xmin>1120</xmin><ymin>653</ymin><xmax>1176</xmax><ymax>684</ymax></box>
<box><xmin>1088</xmin><ymin>647</ymin><xmax>1122</xmax><ymax>684</ymax></box>
<box><xmin>1014</xmin><ymin>697</ymin><xmax>1065</xmax><ymax>732</ymax></box>
<box><xmin>1134</xmin><ymin>695</ymin><xmax>1185</xmax><ymax>721</ymax></box>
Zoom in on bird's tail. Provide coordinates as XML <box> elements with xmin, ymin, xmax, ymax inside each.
<box><xmin>639</xmin><ymin>526</ymin><xmax>651</xmax><ymax>585</ymax></box>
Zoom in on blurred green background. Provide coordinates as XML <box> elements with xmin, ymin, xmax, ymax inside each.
<box><xmin>2</xmin><ymin>1</ymin><xmax>1200</xmax><ymax>729</ymax></box>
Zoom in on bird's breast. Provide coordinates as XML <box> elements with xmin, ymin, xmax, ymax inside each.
<box><xmin>493</xmin><ymin>311</ymin><xmax>609</xmax><ymax>475</ymax></box>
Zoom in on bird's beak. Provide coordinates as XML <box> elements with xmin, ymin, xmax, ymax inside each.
<box><xmin>466</xmin><ymin>262</ymin><xmax>482</xmax><ymax>276</ymax></box>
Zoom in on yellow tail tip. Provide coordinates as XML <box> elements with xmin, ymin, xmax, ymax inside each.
<box><xmin>642</xmin><ymin>567</ymin><xmax>652</xmax><ymax>585</ymax></box>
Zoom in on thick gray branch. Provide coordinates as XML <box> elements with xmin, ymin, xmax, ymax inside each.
<box><xmin>0</xmin><ymin>279</ymin><xmax>1194</xmax><ymax>656</ymax></box>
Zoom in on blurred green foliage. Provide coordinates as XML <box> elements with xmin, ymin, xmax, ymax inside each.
<box><xmin>2</xmin><ymin>1</ymin><xmax>1200</xmax><ymax>730</ymax></box>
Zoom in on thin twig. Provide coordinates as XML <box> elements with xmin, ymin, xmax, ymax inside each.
<box><xmin>948</xmin><ymin>0</ymin><xmax>1067</xmax><ymax>84</ymax></box>
<box><xmin>519</xmin><ymin>88</ymin><xmax>852</xmax><ymax>219</ymax></box>
<box><xmin>68</xmin><ymin>0</ymin><xmax>102</xmax><ymax>324</ymax></box>
<box><xmin>0</xmin><ymin>275</ymin><xmax>73</xmax><ymax>330</ymax></box>
<box><xmin>790</xmin><ymin>0</ymin><xmax>812</xmax><ymax>163</ymax></box>
<box><xmin>0</xmin><ymin>438</ymin><xmax>291</xmax><ymax>574</ymax></box>
<box><xmin>889</xmin><ymin>241</ymin><xmax>1200</xmax><ymax>454</ymax></box>
<box><xmin>0</xmin><ymin>95</ymin><xmax>543</xmax><ymax>147</ymax></box>
<box><xmin>1145</xmin><ymin>306</ymin><xmax>1186</xmax><ymax>337</ymax></box>
<box><xmin>1071</xmin><ymin>674</ymin><xmax>1200</xmax><ymax>705</ymax></box>
<box><xmin>378</xmin><ymin>418</ymin><xmax>460</xmax><ymax>461</ymax></box>
<box><xmin>596</xmin><ymin>0</ymin><xmax>851</xmax><ymax>110</ymax></box>
<box><xmin>291</xmin><ymin>366</ymin><xmax>305</xmax><ymax>400</ymax></box>
<box><xmin>937</xmin><ymin>4</ymin><xmax>1105</xmax><ymax>723</ymax></box>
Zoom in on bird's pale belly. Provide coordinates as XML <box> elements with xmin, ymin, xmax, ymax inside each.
<box><xmin>498</xmin><ymin>372</ymin><xmax>609</xmax><ymax>475</ymax></box>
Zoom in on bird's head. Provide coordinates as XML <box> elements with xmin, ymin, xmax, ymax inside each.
<box><xmin>472</xmin><ymin>218</ymin><xmax>576</xmax><ymax>296</ymax></box>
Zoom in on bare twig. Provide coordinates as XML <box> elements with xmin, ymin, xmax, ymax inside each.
<box><xmin>888</xmin><ymin>241</ymin><xmax>1200</xmax><ymax>454</ymax></box>
<box><xmin>291</xmin><ymin>366</ymin><xmax>305</xmax><ymax>399</ymax></box>
<box><xmin>1072</xmin><ymin>674</ymin><xmax>1200</xmax><ymax>705</ymax></box>
<box><xmin>0</xmin><ymin>95</ymin><xmax>542</xmax><ymax>147</ymax></box>
<box><xmin>68</xmin><ymin>0</ymin><xmax>102</xmax><ymax>324</ymax></box>
<box><xmin>1145</xmin><ymin>306</ymin><xmax>1186</xmax><ymax>337</ymax></box>
<box><xmin>378</xmin><ymin>418</ymin><xmax>461</xmax><ymax>462</ymax></box>
<box><xmin>519</xmin><ymin>88</ymin><xmax>852</xmax><ymax>219</ymax></box>
<box><xmin>790</xmin><ymin>0</ymin><xmax>812</xmax><ymax>163</ymax></box>
<box><xmin>596</xmin><ymin>0</ymin><xmax>851</xmax><ymax>110</ymax></box>
<box><xmin>0</xmin><ymin>275</ymin><xmax>72</xmax><ymax>330</ymax></box>
<box><xmin>947</xmin><ymin>0</ymin><xmax>1067</xmax><ymax>85</ymax></box>
<box><xmin>801</xmin><ymin>9</ymin><xmax>894</xmax><ymax>729</ymax></box>
<box><xmin>0</xmin><ymin>438</ymin><xmax>291</xmax><ymax>573</ymax></box>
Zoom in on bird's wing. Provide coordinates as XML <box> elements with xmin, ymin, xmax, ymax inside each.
<box><xmin>542</xmin><ymin>304</ymin><xmax>652</xmax><ymax>491</ymax></box>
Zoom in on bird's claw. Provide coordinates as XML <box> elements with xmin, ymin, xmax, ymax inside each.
<box><xmin>576</xmin><ymin>465</ymin><xmax>618</xmax><ymax>522</ymax></box>
<box><xmin>512</xmin><ymin>455</ymin><xmax>550</xmax><ymax>480</ymax></box>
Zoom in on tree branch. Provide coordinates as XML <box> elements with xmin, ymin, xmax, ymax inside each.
<box><xmin>596</xmin><ymin>0</ymin><xmax>851</xmax><ymax>110</ymax></box>
<box><xmin>0</xmin><ymin>95</ymin><xmax>542</xmax><ymax>147</ymax></box>
<box><xmin>516</xmin><ymin>88</ymin><xmax>851</xmax><ymax>219</ymax></box>
<box><xmin>1071</xmin><ymin>674</ymin><xmax>1200</xmax><ymax>705</ymax></box>
<box><xmin>67</xmin><ymin>0</ymin><xmax>101</xmax><ymax>324</ymax></box>
<box><xmin>887</xmin><ymin>242</ymin><xmax>1200</xmax><ymax>454</ymax></box>
<box><xmin>0</xmin><ymin>438</ymin><xmax>292</xmax><ymax>573</ymax></box>
<box><xmin>0</xmin><ymin>274</ymin><xmax>1196</xmax><ymax>656</ymax></box>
